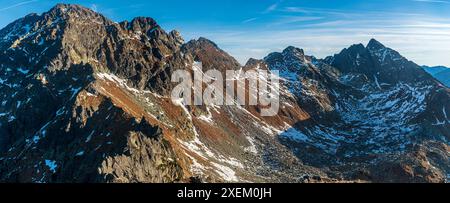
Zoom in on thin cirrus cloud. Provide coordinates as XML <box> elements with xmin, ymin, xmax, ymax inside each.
<box><xmin>282</xmin><ymin>6</ymin><xmax>354</xmax><ymax>16</ymax></box>
<box><xmin>268</xmin><ymin>16</ymin><xmax>324</xmax><ymax>26</ymax></box>
<box><xmin>264</xmin><ymin>0</ymin><xmax>283</xmax><ymax>13</ymax></box>
<box><xmin>242</xmin><ymin>17</ymin><xmax>258</xmax><ymax>24</ymax></box>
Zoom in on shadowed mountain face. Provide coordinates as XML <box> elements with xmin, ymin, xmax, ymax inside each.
<box><xmin>0</xmin><ymin>4</ymin><xmax>448</xmax><ymax>183</ymax></box>
<box><xmin>262</xmin><ymin>41</ymin><xmax>449</xmax><ymax>182</ymax></box>
<box><xmin>324</xmin><ymin>39</ymin><xmax>436</xmax><ymax>84</ymax></box>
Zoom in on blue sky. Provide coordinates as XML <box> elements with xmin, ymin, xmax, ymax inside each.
<box><xmin>1</xmin><ymin>0</ymin><xmax>450</xmax><ymax>66</ymax></box>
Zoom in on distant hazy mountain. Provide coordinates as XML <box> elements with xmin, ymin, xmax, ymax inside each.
<box><xmin>0</xmin><ymin>4</ymin><xmax>448</xmax><ymax>183</ymax></box>
<box><xmin>423</xmin><ymin>66</ymin><xmax>450</xmax><ymax>87</ymax></box>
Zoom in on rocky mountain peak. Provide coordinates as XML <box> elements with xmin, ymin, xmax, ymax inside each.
<box><xmin>49</xmin><ymin>3</ymin><xmax>82</xmax><ymax>12</ymax></box>
<box><xmin>121</xmin><ymin>17</ymin><xmax>160</xmax><ymax>33</ymax></box>
<box><xmin>324</xmin><ymin>38</ymin><xmax>439</xmax><ymax>84</ymax></box>
<box><xmin>245</xmin><ymin>58</ymin><xmax>263</xmax><ymax>66</ymax></box>
<box><xmin>46</xmin><ymin>4</ymin><xmax>105</xmax><ymax>21</ymax></box>
<box><xmin>192</xmin><ymin>37</ymin><xmax>220</xmax><ymax>49</ymax></box>
<box><xmin>182</xmin><ymin>37</ymin><xmax>241</xmax><ymax>72</ymax></box>
<box><xmin>263</xmin><ymin>46</ymin><xmax>310</xmax><ymax>74</ymax></box>
<box><xmin>243</xmin><ymin>58</ymin><xmax>269</xmax><ymax>71</ymax></box>
<box><xmin>0</xmin><ymin>3</ymin><xmax>193</xmax><ymax>95</ymax></box>
<box><xmin>366</xmin><ymin>38</ymin><xmax>386</xmax><ymax>51</ymax></box>
<box><xmin>347</xmin><ymin>43</ymin><xmax>366</xmax><ymax>53</ymax></box>
<box><xmin>282</xmin><ymin>46</ymin><xmax>305</xmax><ymax>58</ymax></box>
<box><xmin>169</xmin><ymin>30</ymin><xmax>184</xmax><ymax>45</ymax></box>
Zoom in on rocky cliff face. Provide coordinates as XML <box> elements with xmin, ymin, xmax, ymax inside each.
<box><xmin>0</xmin><ymin>4</ymin><xmax>192</xmax><ymax>182</ymax></box>
<box><xmin>0</xmin><ymin>4</ymin><xmax>448</xmax><ymax>183</ymax></box>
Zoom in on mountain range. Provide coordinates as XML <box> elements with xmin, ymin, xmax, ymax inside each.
<box><xmin>0</xmin><ymin>4</ymin><xmax>448</xmax><ymax>183</ymax></box>
<box><xmin>422</xmin><ymin>66</ymin><xmax>450</xmax><ymax>87</ymax></box>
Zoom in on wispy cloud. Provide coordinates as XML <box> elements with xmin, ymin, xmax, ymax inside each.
<box><xmin>283</xmin><ymin>6</ymin><xmax>349</xmax><ymax>16</ymax></box>
<box><xmin>412</xmin><ymin>0</ymin><xmax>450</xmax><ymax>4</ymax></box>
<box><xmin>0</xmin><ymin>0</ymin><xmax>38</xmax><ymax>12</ymax></box>
<box><xmin>269</xmin><ymin>16</ymin><xmax>323</xmax><ymax>26</ymax></box>
<box><xmin>264</xmin><ymin>0</ymin><xmax>283</xmax><ymax>13</ymax></box>
<box><xmin>283</xmin><ymin>6</ymin><xmax>426</xmax><ymax>18</ymax></box>
<box><xmin>242</xmin><ymin>17</ymin><xmax>258</xmax><ymax>24</ymax></box>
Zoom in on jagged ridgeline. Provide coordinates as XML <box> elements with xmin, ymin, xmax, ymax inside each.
<box><xmin>0</xmin><ymin>4</ymin><xmax>448</xmax><ymax>183</ymax></box>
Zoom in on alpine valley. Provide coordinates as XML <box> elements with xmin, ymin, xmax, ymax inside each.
<box><xmin>0</xmin><ymin>4</ymin><xmax>448</xmax><ymax>183</ymax></box>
